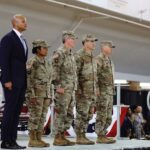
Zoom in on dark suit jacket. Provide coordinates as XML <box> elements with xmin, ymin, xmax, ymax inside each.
<box><xmin>0</xmin><ymin>30</ymin><xmax>28</xmax><ymax>88</ymax></box>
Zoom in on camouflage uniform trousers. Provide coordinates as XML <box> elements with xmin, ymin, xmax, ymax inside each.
<box><xmin>75</xmin><ymin>93</ymin><xmax>95</xmax><ymax>134</ymax></box>
<box><xmin>54</xmin><ymin>89</ymin><xmax>75</xmax><ymax>134</ymax></box>
<box><xmin>28</xmin><ymin>97</ymin><xmax>50</xmax><ymax>131</ymax></box>
<box><xmin>95</xmin><ymin>93</ymin><xmax>113</xmax><ymax>136</ymax></box>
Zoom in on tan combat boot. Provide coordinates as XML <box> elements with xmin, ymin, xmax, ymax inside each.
<box><xmin>53</xmin><ymin>132</ymin><xmax>71</xmax><ymax>146</ymax></box>
<box><xmin>97</xmin><ymin>135</ymin><xmax>116</xmax><ymax>144</ymax></box>
<box><xmin>106</xmin><ymin>136</ymin><xmax>116</xmax><ymax>143</ymax></box>
<box><xmin>76</xmin><ymin>132</ymin><xmax>95</xmax><ymax>145</ymax></box>
<box><xmin>61</xmin><ymin>132</ymin><xmax>76</xmax><ymax>145</ymax></box>
<box><xmin>36</xmin><ymin>131</ymin><xmax>50</xmax><ymax>147</ymax></box>
<box><xmin>28</xmin><ymin>130</ymin><xmax>45</xmax><ymax>147</ymax></box>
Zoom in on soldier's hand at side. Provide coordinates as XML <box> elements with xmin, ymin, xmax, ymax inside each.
<box><xmin>29</xmin><ymin>98</ymin><xmax>38</xmax><ymax>105</ymax></box>
<box><xmin>96</xmin><ymin>90</ymin><xmax>100</xmax><ymax>96</ymax></box>
<box><xmin>56</xmin><ymin>88</ymin><xmax>65</xmax><ymax>94</ymax></box>
<box><xmin>4</xmin><ymin>82</ymin><xmax>12</xmax><ymax>90</ymax></box>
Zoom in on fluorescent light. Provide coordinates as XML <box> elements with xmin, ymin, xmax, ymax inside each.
<box><xmin>140</xmin><ymin>83</ymin><xmax>150</xmax><ymax>86</ymax></box>
<box><xmin>140</xmin><ymin>82</ymin><xmax>150</xmax><ymax>89</ymax></box>
<box><xmin>115</xmin><ymin>80</ymin><xmax>127</xmax><ymax>84</ymax></box>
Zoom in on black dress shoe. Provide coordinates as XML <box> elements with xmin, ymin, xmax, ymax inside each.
<box><xmin>12</xmin><ymin>141</ymin><xmax>26</xmax><ymax>149</ymax></box>
<box><xmin>1</xmin><ymin>141</ymin><xmax>17</xmax><ymax>149</ymax></box>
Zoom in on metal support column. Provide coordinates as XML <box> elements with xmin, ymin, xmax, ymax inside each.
<box><xmin>147</xmin><ymin>91</ymin><xmax>150</xmax><ymax>111</ymax></box>
<box><xmin>50</xmin><ymin>84</ymin><xmax>55</xmax><ymax>136</ymax></box>
<box><xmin>116</xmin><ymin>83</ymin><xmax>121</xmax><ymax>139</ymax></box>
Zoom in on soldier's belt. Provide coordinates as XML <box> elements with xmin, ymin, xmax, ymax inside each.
<box><xmin>99</xmin><ymin>76</ymin><xmax>113</xmax><ymax>82</ymax></box>
<box><xmin>34</xmin><ymin>84</ymin><xmax>48</xmax><ymax>89</ymax></box>
<box><xmin>103</xmin><ymin>83</ymin><xmax>113</xmax><ymax>86</ymax></box>
<box><xmin>60</xmin><ymin>78</ymin><xmax>76</xmax><ymax>82</ymax></box>
<box><xmin>34</xmin><ymin>81</ymin><xmax>50</xmax><ymax>85</ymax></box>
<box><xmin>80</xmin><ymin>75</ymin><xmax>97</xmax><ymax>81</ymax></box>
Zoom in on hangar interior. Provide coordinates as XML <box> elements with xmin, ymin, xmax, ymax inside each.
<box><xmin>0</xmin><ymin>0</ymin><xmax>150</xmax><ymax>149</ymax></box>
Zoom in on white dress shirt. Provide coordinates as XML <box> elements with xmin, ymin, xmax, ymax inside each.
<box><xmin>13</xmin><ymin>28</ymin><xmax>27</xmax><ymax>55</ymax></box>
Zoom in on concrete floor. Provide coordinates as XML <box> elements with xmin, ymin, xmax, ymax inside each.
<box><xmin>3</xmin><ymin>134</ymin><xmax>149</xmax><ymax>150</ymax></box>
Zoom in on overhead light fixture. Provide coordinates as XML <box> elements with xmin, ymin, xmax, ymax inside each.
<box><xmin>140</xmin><ymin>83</ymin><xmax>150</xmax><ymax>89</ymax></box>
<box><xmin>115</xmin><ymin>80</ymin><xmax>127</xmax><ymax>84</ymax></box>
<box><xmin>140</xmin><ymin>83</ymin><xmax>150</xmax><ymax>86</ymax></box>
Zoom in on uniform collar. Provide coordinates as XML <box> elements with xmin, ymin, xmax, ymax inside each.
<box><xmin>100</xmin><ymin>52</ymin><xmax>109</xmax><ymax>60</ymax></box>
<box><xmin>82</xmin><ymin>48</ymin><xmax>93</xmax><ymax>57</ymax></box>
<box><xmin>35</xmin><ymin>55</ymin><xmax>45</xmax><ymax>64</ymax></box>
<box><xmin>63</xmin><ymin>46</ymin><xmax>72</xmax><ymax>55</ymax></box>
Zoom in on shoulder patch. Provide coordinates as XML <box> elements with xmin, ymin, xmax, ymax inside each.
<box><xmin>52</xmin><ymin>53</ymin><xmax>59</xmax><ymax>59</ymax></box>
<box><xmin>52</xmin><ymin>50</ymin><xmax>63</xmax><ymax>63</ymax></box>
<box><xmin>52</xmin><ymin>54</ymin><xmax>59</xmax><ymax>63</ymax></box>
<box><xmin>26</xmin><ymin>57</ymin><xmax>35</xmax><ymax>70</ymax></box>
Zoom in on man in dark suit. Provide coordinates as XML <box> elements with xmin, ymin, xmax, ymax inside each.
<box><xmin>0</xmin><ymin>14</ymin><xmax>28</xmax><ymax>149</ymax></box>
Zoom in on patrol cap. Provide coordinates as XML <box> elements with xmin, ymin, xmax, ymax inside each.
<box><xmin>130</xmin><ymin>105</ymin><xmax>138</xmax><ymax>112</ymax></box>
<box><xmin>82</xmin><ymin>34</ymin><xmax>98</xmax><ymax>42</ymax></box>
<box><xmin>32</xmin><ymin>40</ymin><xmax>50</xmax><ymax>48</ymax></box>
<box><xmin>62</xmin><ymin>30</ymin><xmax>78</xmax><ymax>39</ymax></box>
<box><xmin>101</xmin><ymin>41</ymin><xmax>115</xmax><ymax>48</ymax></box>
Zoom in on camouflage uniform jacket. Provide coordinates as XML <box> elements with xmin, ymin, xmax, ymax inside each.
<box><xmin>51</xmin><ymin>46</ymin><xmax>77</xmax><ymax>91</ymax></box>
<box><xmin>26</xmin><ymin>55</ymin><xmax>52</xmax><ymax>99</ymax></box>
<box><xmin>96</xmin><ymin>52</ymin><xmax>115</xmax><ymax>95</ymax></box>
<box><xmin>75</xmin><ymin>48</ymin><xmax>97</xmax><ymax>96</ymax></box>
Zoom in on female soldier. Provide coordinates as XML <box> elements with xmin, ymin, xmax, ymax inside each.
<box><xmin>26</xmin><ymin>40</ymin><xmax>52</xmax><ymax>147</ymax></box>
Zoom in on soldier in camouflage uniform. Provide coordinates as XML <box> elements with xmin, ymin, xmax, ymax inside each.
<box><xmin>95</xmin><ymin>41</ymin><xmax>116</xmax><ymax>143</ymax></box>
<box><xmin>75</xmin><ymin>34</ymin><xmax>98</xmax><ymax>145</ymax></box>
<box><xmin>51</xmin><ymin>31</ymin><xmax>77</xmax><ymax>146</ymax></box>
<box><xmin>26</xmin><ymin>40</ymin><xmax>51</xmax><ymax>147</ymax></box>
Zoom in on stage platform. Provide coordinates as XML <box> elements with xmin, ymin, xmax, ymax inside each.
<box><xmin>1</xmin><ymin>134</ymin><xmax>149</xmax><ymax>150</ymax></box>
